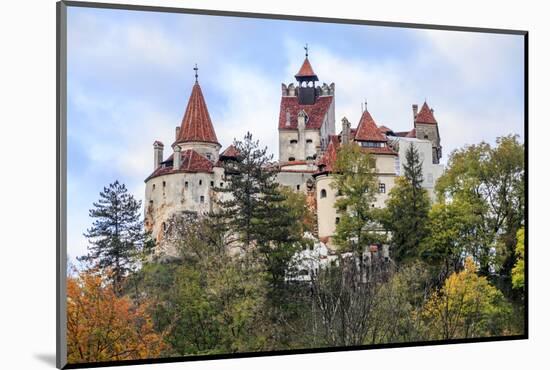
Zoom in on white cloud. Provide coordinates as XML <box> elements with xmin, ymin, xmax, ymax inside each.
<box><xmin>214</xmin><ymin>64</ymin><xmax>282</xmax><ymax>158</ymax></box>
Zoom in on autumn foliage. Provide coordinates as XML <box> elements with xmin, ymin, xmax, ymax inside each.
<box><xmin>66</xmin><ymin>270</ymin><xmax>166</xmax><ymax>363</ymax></box>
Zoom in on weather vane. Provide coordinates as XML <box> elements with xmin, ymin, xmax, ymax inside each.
<box><xmin>304</xmin><ymin>43</ymin><xmax>309</xmax><ymax>58</ymax></box>
<box><xmin>193</xmin><ymin>63</ymin><xmax>199</xmax><ymax>83</ymax></box>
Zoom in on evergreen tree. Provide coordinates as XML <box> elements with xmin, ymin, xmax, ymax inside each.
<box><xmin>214</xmin><ymin>132</ymin><xmax>306</xmax><ymax>284</ymax></box>
<box><xmin>79</xmin><ymin>180</ymin><xmax>146</xmax><ymax>295</ymax></box>
<box><xmin>384</xmin><ymin>143</ymin><xmax>431</xmax><ymax>263</ymax></box>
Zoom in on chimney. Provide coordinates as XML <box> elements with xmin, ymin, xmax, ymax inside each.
<box><xmin>341</xmin><ymin>117</ymin><xmax>351</xmax><ymax>145</ymax></box>
<box><xmin>175</xmin><ymin>126</ymin><xmax>180</xmax><ymax>141</ymax></box>
<box><xmin>412</xmin><ymin>104</ymin><xmax>418</xmax><ymax>120</ymax></box>
<box><xmin>153</xmin><ymin>141</ymin><xmax>164</xmax><ymax>170</ymax></box>
<box><xmin>297</xmin><ymin>110</ymin><xmax>307</xmax><ymax>131</ymax></box>
<box><xmin>285</xmin><ymin>109</ymin><xmax>291</xmax><ymax>127</ymax></box>
<box><xmin>173</xmin><ymin>145</ymin><xmax>181</xmax><ymax>170</ymax></box>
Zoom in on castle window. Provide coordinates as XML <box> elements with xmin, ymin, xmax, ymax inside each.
<box><xmin>306</xmin><ymin>139</ymin><xmax>313</xmax><ymax>144</ymax></box>
<box><xmin>288</xmin><ymin>157</ymin><xmax>296</xmax><ymax>162</ymax></box>
<box><xmin>184</xmin><ymin>181</ymin><xmax>188</xmax><ymax>189</ymax></box>
<box><xmin>424</xmin><ymin>134</ymin><xmax>429</xmax><ymax>139</ymax></box>
<box><xmin>199</xmin><ymin>180</ymin><xmax>202</xmax><ymax>186</ymax></box>
<box><xmin>296</xmin><ymin>185</ymin><xmax>300</xmax><ymax>191</ymax></box>
<box><xmin>335</xmin><ymin>217</ymin><xmax>340</xmax><ymax>225</ymax></box>
<box><xmin>152</xmin><ymin>184</ymin><xmax>156</xmax><ymax>190</ymax></box>
<box><xmin>210</xmin><ymin>181</ymin><xmax>214</xmax><ymax>187</ymax></box>
<box><xmin>220</xmin><ymin>182</ymin><xmax>224</xmax><ymax>187</ymax></box>
<box><xmin>162</xmin><ymin>181</ymin><xmax>166</xmax><ymax>187</ymax></box>
<box><xmin>306</xmin><ymin>156</ymin><xmax>314</xmax><ymax>161</ymax></box>
<box><xmin>361</xmin><ymin>141</ymin><xmax>382</xmax><ymax>148</ymax></box>
<box><xmin>320</xmin><ymin>189</ymin><xmax>327</xmax><ymax>198</ymax></box>
<box><xmin>205</xmin><ymin>153</ymin><xmax>212</xmax><ymax>160</ymax></box>
<box><xmin>427</xmin><ymin>173</ymin><xmax>434</xmax><ymax>184</ymax></box>
<box><xmin>200</xmin><ymin>196</ymin><xmax>205</xmax><ymax>203</ymax></box>
<box><xmin>290</xmin><ymin>139</ymin><xmax>298</xmax><ymax>144</ymax></box>
<box><xmin>162</xmin><ymin>222</ymin><xmax>167</xmax><ymax>232</ymax></box>
<box><xmin>149</xmin><ymin>200</ymin><xmax>153</xmax><ymax>207</ymax></box>
<box><xmin>379</xmin><ymin>183</ymin><xmax>386</xmax><ymax>193</ymax></box>
<box><xmin>337</xmin><ymin>189</ymin><xmax>343</xmax><ymax>196</ymax></box>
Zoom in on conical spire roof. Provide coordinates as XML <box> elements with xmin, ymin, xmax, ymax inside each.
<box><xmin>354</xmin><ymin>109</ymin><xmax>387</xmax><ymax>142</ymax></box>
<box><xmin>415</xmin><ymin>102</ymin><xmax>437</xmax><ymax>124</ymax></box>
<box><xmin>176</xmin><ymin>82</ymin><xmax>219</xmax><ymax>145</ymax></box>
<box><xmin>295</xmin><ymin>57</ymin><xmax>319</xmax><ymax>81</ymax></box>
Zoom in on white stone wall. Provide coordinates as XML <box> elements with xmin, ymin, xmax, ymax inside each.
<box><xmin>393</xmin><ymin>137</ymin><xmax>445</xmax><ymax>200</ymax></box>
<box><xmin>276</xmin><ymin>171</ymin><xmax>315</xmax><ymax>193</ymax></box>
<box><xmin>315</xmin><ymin>153</ymin><xmax>398</xmax><ymax>243</ymax></box>
<box><xmin>279</xmin><ymin>130</ymin><xmax>322</xmax><ymax>162</ymax></box>
<box><xmin>316</xmin><ymin>174</ymin><xmax>338</xmax><ymax>240</ymax></box>
<box><xmin>144</xmin><ymin>170</ymin><xmax>224</xmax><ymax>243</ymax></box>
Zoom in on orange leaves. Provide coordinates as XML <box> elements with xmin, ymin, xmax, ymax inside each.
<box><xmin>66</xmin><ymin>270</ymin><xmax>166</xmax><ymax>364</ymax></box>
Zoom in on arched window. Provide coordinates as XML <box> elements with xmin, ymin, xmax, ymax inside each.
<box><xmin>320</xmin><ymin>189</ymin><xmax>327</xmax><ymax>198</ymax></box>
<box><xmin>424</xmin><ymin>134</ymin><xmax>429</xmax><ymax>139</ymax></box>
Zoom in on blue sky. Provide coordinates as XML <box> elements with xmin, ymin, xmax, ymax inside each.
<box><xmin>66</xmin><ymin>6</ymin><xmax>524</xmax><ymax>262</ymax></box>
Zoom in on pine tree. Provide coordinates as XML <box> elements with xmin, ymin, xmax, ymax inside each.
<box><xmin>214</xmin><ymin>132</ymin><xmax>306</xmax><ymax>284</ymax></box>
<box><xmin>384</xmin><ymin>143</ymin><xmax>431</xmax><ymax>263</ymax></box>
<box><xmin>79</xmin><ymin>180</ymin><xmax>146</xmax><ymax>295</ymax></box>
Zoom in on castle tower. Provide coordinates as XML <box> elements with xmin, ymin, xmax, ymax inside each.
<box><xmin>174</xmin><ymin>65</ymin><xmax>221</xmax><ymax>162</ymax></box>
<box><xmin>278</xmin><ymin>46</ymin><xmax>335</xmax><ymax>164</ymax></box>
<box><xmin>413</xmin><ymin>101</ymin><xmax>442</xmax><ymax>164</ymax></box>
<box><xmin>144</xmin><ymin>66</ymin><xmax>225</xmax><ymax>254</ymax></box>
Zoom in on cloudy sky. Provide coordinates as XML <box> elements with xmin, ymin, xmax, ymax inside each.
<box><xmin>66</xmin><ymin>6</ymin><xmax>524</xmax><ymax>262</ymax></box>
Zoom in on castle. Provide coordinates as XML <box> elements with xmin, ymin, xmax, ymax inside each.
<box><xmin>144</xmin><ymin>52</ymin><xmax>444</xmax><ymax>255</ymax></box>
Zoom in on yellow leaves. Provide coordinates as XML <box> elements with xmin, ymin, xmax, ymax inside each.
<box><xmin>67</xmin><ymin>270</ymin><xmax>166</xmax><ymax>364</ymax></box>
<box><xmin>421</xmin><ymin>256</ymin><xmax>512</xmax><ymax>340</ymax></box>
<box><xmin>512</xmin><ymin>227</ymin><xmax>525</xmax><ymax>290</ymax></box>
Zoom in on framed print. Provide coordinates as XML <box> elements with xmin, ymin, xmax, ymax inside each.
<box><xmin>57</xmin><ymin>1</ymin><xmax>528</xmax><ymax>368</ymax></box>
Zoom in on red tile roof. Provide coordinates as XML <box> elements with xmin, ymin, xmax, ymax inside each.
<box><xmin>295</xmin><ymin>57</ymin><xmax>318</xmax><ymax>79</ymax></box>
<box><xmin>220</xmin><ymin>144</ymin><xmax>239</xmax><ymax>158</ymax></box>
<box><xmin>405</xmin><ymin>128</ymin><xmax>417</xmax><ymax>138</ymax></box>
<box><xmin>145</xmin><ymin>149</ymin><xmax>213</xmax><ymax>181</ymax></box>
<box><xmin>279</xmin><ymin>96</ymin><xmax>333</xmax><ymax>130</ymax></box>
<box><xmin>361</xmin><ymin>146</ymin><xmax>398</xmax><ymax>155</ymax></box>
<box><xmin>317</xmin><ymin>135</ymin><xmax>340</xmax><ymax>173</ymax></box>
<box><xmin>354</xmin><ymin>110</ymin><xmax>387</xmax><ymax>142</ymax></box>
<box><xmin>176</xmin><ymin>83</ymin><xmax>220</xmax><ymax>145</ymax></box>
<box><xmin>415</xmin><ymin>102</ymin><xmax>437</xmax><ymax>124</ymax></box>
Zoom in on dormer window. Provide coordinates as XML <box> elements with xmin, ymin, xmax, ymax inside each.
<box><xmin>290</xmin><ymin>139</ymin><xmax>298</xmax><ymax>144</ymax></box>
<box><xmin>288</xmin><ymin>157</ymin><xmax>296</xmax><ymax>162</ymax></box>
<box><xmin>306</xmin><ymin>139</ymin><xmax>313</xmax><ymax>144</ymax></box>
<box><xmin>361</xmin><ymin>141</ymin><xmax>383</xmax><ymax>148</ymax></box>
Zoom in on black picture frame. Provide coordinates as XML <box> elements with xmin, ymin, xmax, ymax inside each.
<box><xmin>56</xmin><ymin>1</ymin><xmax>528</xmax><ymax>368</ymax></box>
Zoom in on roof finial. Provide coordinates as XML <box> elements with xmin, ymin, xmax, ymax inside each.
<box><xmin>193</xmin><ymin>63</ymin><xmax>199</xmax><ymax>83</ymax></box>
<box><xmin>304</xmin><ymin>43</ymin><xmax>309</xmax><ymax>58</ymax></box>
<box><xmin>364</xmin><ymin>99</ymin><xmax>368</xmax><ymax>112</ymax></box>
